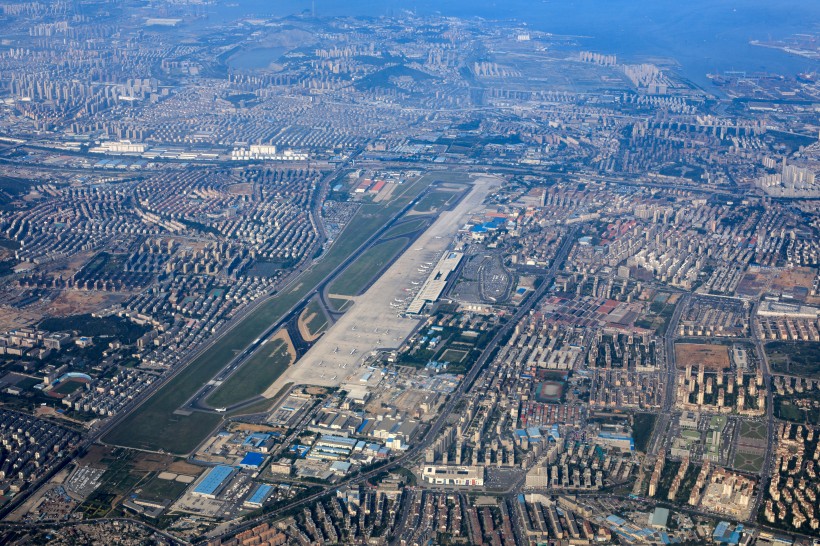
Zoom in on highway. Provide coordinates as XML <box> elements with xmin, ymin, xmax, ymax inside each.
<box><xmin>646</xmin><ymin>293</ymin><xmax>690</xmax><ymax>459</ymax></box>
<box><xmin>748</xmin><ymin>299</ymin><xmax>776</xmax><ymax>524</ymax></box>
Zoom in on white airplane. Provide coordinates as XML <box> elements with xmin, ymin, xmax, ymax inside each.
<box><xmin>350</xmin><ymin>348</ymin><xmax>357</xmax><ymax>355</ymax></box>
<box><xmin>334</xmin><ymin>347</ymin><xmax>339</xmax><ymax>353</ymax></box>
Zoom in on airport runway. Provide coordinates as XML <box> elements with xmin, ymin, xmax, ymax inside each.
<box><xmin>264</xmin><ymin>174</ymin><xmax>502</xmax><ymax>393</ymax></box>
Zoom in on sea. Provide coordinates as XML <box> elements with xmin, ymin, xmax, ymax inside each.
<box><xmin>204</xmin><ymin>0</ymin><xmax>820</xmax><ymax>89</ymax></box>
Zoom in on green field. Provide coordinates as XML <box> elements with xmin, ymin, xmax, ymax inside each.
<box><xmin>634</xmin><ymin>293</ymin><xmax>677</xmax><ymax>335</ymax></box>
<box><xmin>739</xmin><ymin>420</ymin><xmax>767</xmax><ymax>441</ymax></box>
<box><xmin>328</xmin><ymin>237</ymin><xmax>409</xmax><ymax>296</ymax></box>
<box><xmin>52</xmin><ymin>380</ymin><xmax>85</xmax><ymax>396</ymax></box>
<box><xmin>103</xmin><ymin>173</ymin><xmax>436</xmax><ymax>454</ymax></box>
<box><xmin>228</xmin><ymin>383</ymin><xmax>292</xmax><ymax>417</ymax></box>
<box><xmin>136</xmin><ymin>475</ymin><xmax>189</xmax><ymax>502</ymax></box>
<box><xmin>412</xmin><ymin>190</ymin><xmax>459</xmax><ymax>213</ymax></box>
<box><xmin>306</xmin><ymin>312</ymin><xmax>327</xmax><ymax>336</ymax></box>
<box><xmin>440</xmin><ymin>348</ymin><xmax>468</xmax><ymax>363</ymax></box>
<box><xmin>206</xmin><ymin>338</ymin><xmax>292</xmax><ymax>409</ymax></box>
<box><xmin>301</xmin><ymin>298</ymin><xmax>328</xmax><ymax>338</ymax></box>
<box><xmin>733</xmin><ymin>450</ymin><xmax>765</xmax><ymax>473</ymax></box>
<box><xmin>39</xmin><ymin>314</ymin><xmax>148</xmax><ymax>344</ymax></box>
<box><xmin>328</xmin><ymin>296</ymin><xmax>353</xmax><ymax>313</ymax></box>
<box><xmin>766</xmin><ymin>341</ymin><xmax>820</xmax><ymax>378</ymax></box>
<box><xmin>775</xmin><ymin>393</ymin><xmax>820</xmax><ymax>424</ymax></box>
<box><xmin>382</xmin><ymin>218</ymin><xmax>430</xmax><ymax>239</ymax></box>
<box><xmin>632</xmin><ymin>413</ymin><xmax>657</xmax><ymax>453</ymax></box>
<box><xmin>79</xmin><ymin>448</ymin><xmax>147</xmax><ymax>518</ymax></box>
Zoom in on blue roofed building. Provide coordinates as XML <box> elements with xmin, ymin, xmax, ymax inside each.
<box><xmin>596</xmin><ymin>431</ymin><xmax>635</xmax><ymax>451</ymax></box>
<box><xmin>526</xmin><ymin>427</ymin><xmax>542</xmax><ymax>440</ymax></box>
<box><xmin>244</xmin><ymin>483</ymin><xmax>273</xmax><ymax>508</ymax></box>
<box><xmin>713</xmin><ymin>521</ymin><xmax>743</xmax><ymax>545</ymax></box>
<box><xmin>242</xmin><ymin>432</ymin><xmax>271</xmax><ymax>448</ymax></box>
<box><xmin>192</xmin><ymin>465</ymin><xmax>235</xmax><ymax>499</ymax></box>
<box><xmin>238</xmin><ymin>451</ymin><xmax>266</xmax><ymax>469</ymax></box>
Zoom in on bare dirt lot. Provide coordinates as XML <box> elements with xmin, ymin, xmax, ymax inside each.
<box><xmin>48</xmin><ymin>290</ymin><xmax>127</xmax><ymax>317</ymax></box>
<box><xmin>676</xmin><ymin>343</ymin><xmax>731</xmax><ymax>370</ymax></box>
<box><xmin>773</xmin><ymin>267</ymin><xmax>819</xmax><ymax>304</ymax></box>
<box><xmin>78</xmin><ymin>445</ymin><xmax>110</xmax><ymax>468</ymax></box>
<box><xmin>167</xmin><ymin>460</ymin><xmax>205</xmax><ymax>476</ymax></box>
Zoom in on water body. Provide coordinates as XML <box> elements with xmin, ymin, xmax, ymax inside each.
<box><xmin>200</xmin><ymin>0</ymin><xmax>819</xmax><ymax>88</ymax></box>
<box><xmin>228</xmin><ymin>46</ymin><xmax>289</xmax><ymax>70</ymax></box>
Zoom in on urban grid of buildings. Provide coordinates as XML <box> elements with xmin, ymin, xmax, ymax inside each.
<box><xmin>0</xmin><ymin>1</ymin><xmax>817</xmax><ymax>545</ymax></box>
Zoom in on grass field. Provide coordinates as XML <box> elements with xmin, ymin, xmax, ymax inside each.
<box><xmin>632</xmin><ymin>413</ymin><xmax>657</xmax><ymax>453</ymax></box>
<box><xmin>103</xmin><ymin>173</ymin><xmax>435</xmax><ymax>454</ymax></box>
<box><xmin>79</xmin><ymin>448</ymin><xmax>148</xmax><ymax>518</ymax></box>
<box><xmin>739</xmin><ymin>420</ymin><xmax>767</xmax><ymax>441</ymax></box>
<box><xmin>206</xmin><ymin>338</ymin><xmax>293</xmax><ymax>409</ymax></box>
<box><xmin>51</xmin><ymin>380</ymin><xmax>85</xmax><ymax>396</ymax></box>
<box><xmin>136</xmin><ymin>475</ymin><xmax>189</xmax><ymax>502</ymax></box>
<box><xmin>382</xmin><ymin>218</ymin><xmax>430</xmax><ymax>239</ymax></box>
<box><xmin>328</xmin><ymin>237</ymin><xmax>409</xmax><ymax>297</ymax></box>
<box><xmin>440</xmin><ymin>348</ymin><xmax>468</xmax><ymax>363</ymax></box>
<box><xmin>300</xmin><ymin>298</ymin><xmax>328</xmax><ymax>339</ymax></box>
<box><xmin>231</xmin><ymin>383</ymin><xmax>293</xmax><ymax>417</ymax></box>
<box><xmin>634</xmin><ymin>292</ymin><xmax>677</xmax><ymax>335</ymax></box>
<box><xmin>305</xmin><ymin>310</ymin><xmax>328</xmax><ymax>338</ymax></box>
<box><xmin>39</xmin><ymin>314</ymin><xmax>148</xmax><ymax>344</ymax></box>
<box><xmin>328</xmin><ymin>296</ymin><xmax>353</xmax><ymax>313</ymax></box>
<box><xmin>733</xmin><ymin>450</ymin><xmax>765</xmax><ymax>473</ymax></box>
<box><xmin>412</xmin><ymin>189</ymin><xmax>460</xmax><ymax>213</ymax></box>
<box><xmin>775</xmin><ymin>393</ymin><xmax>820</xmax><ymax>424</ymax></box>
<box><xmin>766</xmin><ymin>341</ymin><xmax>820</xmax><ymax>378</ymax></box>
